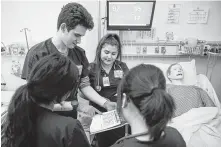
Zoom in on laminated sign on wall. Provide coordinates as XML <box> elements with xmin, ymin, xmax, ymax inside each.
<box><xmin>187</xmin><ymin>7</ymin><xmax>209</xmax><ymax>24</ymax></box>
<box><xmin>167</xmin><ymin>4</ymin><xmax>181</xmax><ymax>24</ymax></box>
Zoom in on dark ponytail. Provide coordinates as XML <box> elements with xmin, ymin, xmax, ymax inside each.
<box><xmin>139</xmin><ymin>89</ymin><xmax>175</xmax><ymax>140</ymax></box>
<box><xmin>118</xmin><ymin>64</ymin><xmax>176</xmax><ymax>141</ymax></box>
<box><xmin>4</xmin><ymin>84</ymin><xmax>37</xmax><ymax>147</ymax></box>
<box><xmin>3</xmin><ymin>53</ymin><xmax>79</xmax><ymax>147</ymax></box>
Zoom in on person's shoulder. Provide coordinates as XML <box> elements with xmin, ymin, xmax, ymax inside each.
<box><xmin>115</xmin><ymin>60</ymin><xmax>126</xmax><ymax>65</ymax></box>
<box><xmin>28</xmin><ymin>38</ymin><xmax>50</xmax><ymax>55</ymax></box>
<box><xmin>54</xmin><ymin>114</ymin><xmax>81</xmax><ymax>130</ymax></box>
<box><xmin>70</xmin><ymin>46</ymin><xmax>88</xmax><ymax>61</ymax></box>
<box><xmin>65</xmin><ymin>117</ymin><xmax>82</xmax><ymax>129</ymax></box>
<box><xmin>115</xmin><ymin>60</ymin><xmax>128</xmax><ymax>69</ymax></box>
<box><xmin>88</xmin><ymin>62</ymin><xmax>96</xmax><ymax>72</ymax></box>
<box><xmin>74</xmin><ymin>46</ymin><xmax>86</xmax><ymax>54</ymax></box>
<box><xmin>89</xmin><ymin>62</ymin><xmax>96</xmax><ymax>67</ymax></box>
<box><xmin>165</xmin><ymin>126</ymin><xmax>179</xmax><ymax>133</ymax></box>
<box><xmin>58</xmin><ymin>114</ymin><xmax>78</xmax><ymax>124</ymax></box>
<box><xmin>111</xmin><ymin>137</ymin><xmax>143</xmax><ymax>147</ymax></box>
<box><xmin>164</xmin><ymin>126</ymin><xmax>186</xmax><ymax>147</ymax></box>
<box><xmin>30</xmin><ymin>39</ymin><xmax>49</xmax><ymax>50</ymax></box>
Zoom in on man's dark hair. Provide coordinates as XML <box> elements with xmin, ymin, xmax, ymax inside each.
<box><xmin>57</xmin><ymin>2</ymin><xmax>94</xmax><ymax>31</ymax></box>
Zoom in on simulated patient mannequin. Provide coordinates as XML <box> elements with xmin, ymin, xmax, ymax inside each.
<box><xmin>167</xmin><ymin>63</ymin><xmax>215</xmax><ymax>117</ymax></box>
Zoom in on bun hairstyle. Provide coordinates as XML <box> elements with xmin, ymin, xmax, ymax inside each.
<box><xmin>4</xmin><ymin>53</ymin><xmax>79</xmax><ymax>147</ymax></box>
<box><xmin>117</xmin><ymin>64</ymin><xmax>175</xmax><ymax>140</ymax></box>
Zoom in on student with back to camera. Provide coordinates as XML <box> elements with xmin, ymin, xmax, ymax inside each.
<box><xmin>111</xmin><ymin>64</ymin><xmax>186</xmax><ymax>147</ymax></box>
<box><xmin>2</xmin><ymin>54</ymin><xmax>91</xmax><ymax>147</ymax></box>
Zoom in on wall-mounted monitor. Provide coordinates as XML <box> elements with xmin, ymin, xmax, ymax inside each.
<box><xmin>107</xmin><ymin>0</ymin><xmax>156</xmax><ymax>30</ymax></box>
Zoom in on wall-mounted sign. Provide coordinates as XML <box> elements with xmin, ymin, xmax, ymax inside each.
<box><xmin>167</xmin><ymin>4</ymin><xmax>181</xmax><ymax>24</ymax></box>
<box><xmin>187</xmin><ymin>7</ymin><xmax>209</xmax><ymax>24</ymax></box>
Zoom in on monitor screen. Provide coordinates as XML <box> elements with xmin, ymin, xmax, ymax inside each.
<box><xmin>107</xmin><ymin>0</ymin><xmax>156</xmax><ymax>30</ymax></box>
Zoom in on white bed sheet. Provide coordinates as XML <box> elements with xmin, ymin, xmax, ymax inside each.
<box><xmin>168</xmin><ymin>74</ymin><xmax>221</xmax><ymax>147</ymax></box>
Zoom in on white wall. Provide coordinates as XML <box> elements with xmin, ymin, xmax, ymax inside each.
<box><xmin>1</xmin><ymin>0</ymin><xmax>99</xmax><ymax>62</ymax></box>
<box><xmin>100</xmin><ymin>0</ymin><xmax>221</xmax><ymax>41</ymax></box>
<box><xmin>1</xmin><ymin>1</ymin><xmax>100</xmax><ymax>91</ymax></box>
<box><xmin>152</xmin><ymin>1</ymin><xmax>221</xmax><ymax>41</ymax></box>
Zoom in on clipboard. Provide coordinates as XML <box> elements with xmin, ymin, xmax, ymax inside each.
<box><xmin>90</xmin><ymin>110</ymin><xmax>127</xmax><ymax>134</ymax></box>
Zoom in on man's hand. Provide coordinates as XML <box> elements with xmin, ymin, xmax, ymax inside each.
<box><xmin>103</xmin><ymin>101</ymin><xmax>117</xmax><ymax>111</ymax></box>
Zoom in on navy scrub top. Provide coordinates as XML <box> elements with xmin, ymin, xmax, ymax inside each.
<box><xmin>88</xmin><ymin>60</ymin><xmax>129</xmax><ymax>112</ymax></box>
<box><xmin>21</xmin><ymin>38</ymin><xmax>90</xmax><ymax>119</ymax></box>
<box><xmin>21</xmin><ymin>38</ymin><xmax>90</xmax><ymax>102</ymax></box>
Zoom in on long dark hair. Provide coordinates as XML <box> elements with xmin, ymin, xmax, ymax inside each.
<box><xmin>117</xmin><ymin>64</ymin><xmax>175</xmax><ymax>141</ymax></box>
<box><xmin>3</xmin><ymin>53</ymin><xmax>79</xmax><ymax>147</ymax></box>
<box><xmin>93</xmin><ymin>33</ymin><xmax>122</xmax><ymax>88</ymax></box>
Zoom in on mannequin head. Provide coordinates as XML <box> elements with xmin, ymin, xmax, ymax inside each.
<box><xmin>167</xmin><ymin>63</ymin><xmax>184</xmax><ymax>82</ymax></box>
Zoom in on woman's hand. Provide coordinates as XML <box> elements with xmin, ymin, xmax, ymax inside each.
<box><xmin>77</xmin><ymin>112</ymin><xmax>92</xmax><ymax>130</ymax></box>
<box><xmin>77</xmin><ymin>103</ymin><xmax>96</xmax><ymax>130</ymax></box>
<box><xmin>77</xmin><ymin>103</ymin><xmax>97</xmax><ymax>116</ymax></box>
<box><xmin>103</xmin><ymin>101</ymin><xmax>117</xmax><ymax>111</ymax></box>
<box><xmin>53</xmin><ymin>101</ymin><xmax>73</xmax><ymax>111</ymax></box>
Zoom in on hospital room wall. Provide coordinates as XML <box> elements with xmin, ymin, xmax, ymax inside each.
<box><xmin>100</xmin><ymin>1</ymin><xmax>221</xmax><ymax>40</ymax></box>
<box><xmin>98</xmin><ymin>0</ymin><xmax>221</xmax><ymax>102</ymax></box>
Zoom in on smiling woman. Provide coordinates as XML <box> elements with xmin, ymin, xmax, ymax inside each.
<box><xmin>87</xmin><ymin>33</ymin><xmax>129</xmax><ymax>147</ymax></box>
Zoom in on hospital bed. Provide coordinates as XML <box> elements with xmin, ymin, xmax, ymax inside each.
<box><xmin>145</xmin><ymin>59</ymin><xmax>221</xmax><ymax>147</ymax></box>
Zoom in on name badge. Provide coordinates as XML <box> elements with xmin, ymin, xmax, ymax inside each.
<box><xmin>114</xmin><ymin>70</ymin><xmax>123</xmax><ymax>78</ymax></box>
<box><xmin>76</xmin><ymin>65</ymin><xmax>83</xmax><ymax>76</ymax></box>
<box><xmin>103</xmin><ymin>76</ymin><xmax>110</xmax><ymax>87</ymax></box>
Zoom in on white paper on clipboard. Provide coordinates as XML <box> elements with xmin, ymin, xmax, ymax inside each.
<box><xmin>90</xmin><ymin>110</ymin><xmax>127</xmax><ymax>134</ymax></box>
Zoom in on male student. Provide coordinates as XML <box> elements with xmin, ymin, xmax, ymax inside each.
<box><xmin>21</xmin><ymin>2</ymin><xmax>116</xmax><ymax>119</ymax></box>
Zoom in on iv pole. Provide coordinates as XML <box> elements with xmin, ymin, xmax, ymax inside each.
<box><xmin>20</xmin><ymin>28</ymin><xmax>30</xmax><ymax>50</ymax></box>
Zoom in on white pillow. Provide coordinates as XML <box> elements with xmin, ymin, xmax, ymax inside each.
<box><xmin>144</xmin><ymin>59</ymin><xmax>197</xmax><ymax>85</ymax></box>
